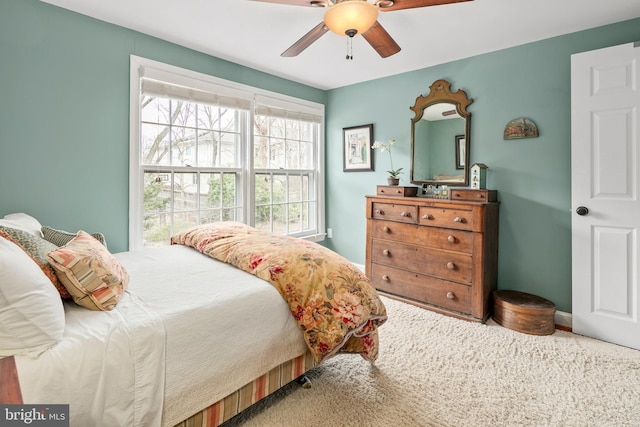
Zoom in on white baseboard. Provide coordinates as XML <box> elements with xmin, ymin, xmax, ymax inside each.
<box><xmin>353</xmin><ymin>263</ymin><xmax>365</xmax><ymax>273</ymax></box>
<box><xmin>555</xmin><ymin>310</ymin><xmax>572</xmax><ymax>330</ymax></box>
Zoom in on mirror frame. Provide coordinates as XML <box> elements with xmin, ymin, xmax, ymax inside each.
<box><xmin>410</xmin><ymin>79</ymin><xmax>473</xmax><ymax>187</ymax></box>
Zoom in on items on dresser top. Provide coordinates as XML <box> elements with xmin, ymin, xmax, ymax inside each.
<box><xmin>365</xmin><ymin>194</ymin><xmax>499</xmax><ymax>322</ymax></box>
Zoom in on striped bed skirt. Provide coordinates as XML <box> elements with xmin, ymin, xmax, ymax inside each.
<box><xmin>174</xmin><ymin>351</ymin><xmax>317</xmax><ymax>427</ymax></box>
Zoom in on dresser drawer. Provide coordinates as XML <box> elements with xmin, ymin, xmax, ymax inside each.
<box><xmin>450</xmin><ymin>189</ymin><xmax>497</xmax><ymax>202</ymax></box>
<box><xmin>376</xmin><ymin>185</ymin><xmax>418</xmax><ymax>197</ymax></box>
<box><xmin>370</xmin><ymin>263</ymin><xmax>472</xmax><ymax>314</ymax></box>
<box><xmin>371</xmin><ymin>220</ymin><xmax>474</xmax><ymax>254</ymax></box>
<box><xmin>371</xmin><ymin>239</ymin><xmax>473</xmax><ymax>284</ymax></box>
<box><xmin>418</xmin><ymin>206</ymin><xmax>477</xmax><ymax>231</ymax></box>
<box><xmin>372</xmin><ymin>202</ymin><xmax>418</xmax><ymax>224</ymax></box>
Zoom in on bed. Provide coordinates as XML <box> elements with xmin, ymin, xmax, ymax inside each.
<box><xmin>0</xmin><ymin>215</ymin><xmax>387</xmax><ymax>426</ymax></box>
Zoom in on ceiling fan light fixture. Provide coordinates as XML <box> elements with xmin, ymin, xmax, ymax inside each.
<box><xmin>376</xmin><ymin>0</ymin><xmax>395</xmax><ymax>8</ymax></box>
<box><xmin>324</xmin><ymin>0</ymin><xmax>379</xmax><ymax>37</ymax></box>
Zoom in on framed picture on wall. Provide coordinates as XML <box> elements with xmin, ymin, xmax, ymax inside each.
<box><xmin>343</xmin><ymin>124</ymin><xmax>374</xmax><ymax>172</ymax></box>
<box><xmin>455</xmin><ymin>134</ymin><xmax>465</xmax><ymax>170</ymax></box>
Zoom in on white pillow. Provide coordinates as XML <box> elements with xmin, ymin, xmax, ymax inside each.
<box><xmin>0</xmin><ymin>213</ymin><xmax>44</xmax><ymax>237</ymax></box>
<box><xmin>0</xmin><ymin>236</ymin><xmax>65</xmax><ymax>358</ymax></box>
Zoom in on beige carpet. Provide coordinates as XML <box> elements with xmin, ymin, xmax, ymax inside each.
<box><xmin>224</xmin><ymin>295</ymin><xmax>640</xmax><ymax>427</ymax></box>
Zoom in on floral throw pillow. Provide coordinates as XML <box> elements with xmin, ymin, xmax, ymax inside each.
<box><xmin>46</xmin><ymin>231</ymin><xmax>129</xmax><ymax>311</ymax></box>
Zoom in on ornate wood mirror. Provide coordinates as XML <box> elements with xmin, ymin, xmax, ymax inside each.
<box><xmin>410</xmin><ymin>79</ymin><xmax>473</xmax><ymax>187</ymax></box>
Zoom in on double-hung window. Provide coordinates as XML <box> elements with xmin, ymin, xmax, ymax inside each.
<box><xmin>254</xmin><ymin>99</ymin><xmax>321</xmax><ymax>236</ymax></box>
<box><xmin>129</xmin><ymin>56</ymin><xmax>325</xmax><ymax>250</ymax></box>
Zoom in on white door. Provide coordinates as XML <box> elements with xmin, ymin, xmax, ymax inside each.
<box><xmin>571</xmin><ymin>42</ymin><xmax>640</xmax><ymax>349</ymax></box>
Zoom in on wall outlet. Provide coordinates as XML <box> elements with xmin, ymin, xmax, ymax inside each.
<box><xmin>327</xmin><ymin>228</ymin><xmax>333</xmax><ymax>238</ymax></box>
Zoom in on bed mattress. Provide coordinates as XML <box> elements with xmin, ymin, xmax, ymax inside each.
<box><xmin>15</xmin><ymin>245</ymin><xmax>307</xmax><ymax>426</ymax></box>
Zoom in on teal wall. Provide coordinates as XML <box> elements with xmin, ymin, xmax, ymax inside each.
<box><xmin>0</xmin><ymin>0</ymin><xmax>325</xmax><ymax>254</ymax></box>
<box><xmin>2</xmin><ymin>0</ymin><xmax>640</xmax><ymax>312</ymax></box>
<box><xmin>325</xmin><ymin>18</ymin><xmax>640</xmax><ymax>312</ymax></box>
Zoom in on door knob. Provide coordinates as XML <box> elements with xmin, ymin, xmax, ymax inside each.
<box><xmin>576</xmin><ymin>206</ymin><xmax>589</xmax><ymax>216</ymax></box>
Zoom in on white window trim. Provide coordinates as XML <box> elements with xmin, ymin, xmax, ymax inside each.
<box><xmin>129</xmin><ymin>55</ymin><xmax>325</xmax><ymax>250</ymax></box>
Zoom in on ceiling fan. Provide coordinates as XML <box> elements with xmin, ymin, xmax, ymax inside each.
<box><xmin>252</xmin><ymin>0</ymin><xmax>472</xmax><ymax>59</ymax></box>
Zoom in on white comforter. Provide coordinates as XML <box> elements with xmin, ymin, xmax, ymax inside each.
<box><xmin>15</xmin><ymin>245</ymin><xmax>307</xmax><ymax>427</ymax></box>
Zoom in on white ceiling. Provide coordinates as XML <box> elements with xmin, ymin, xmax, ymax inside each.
<box><xmin>41</xmin><ymin>0</ymin><xmax>640</xmax><ymax>90</ymax></box>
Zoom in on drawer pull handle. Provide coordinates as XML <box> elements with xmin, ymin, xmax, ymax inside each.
<box><xmin>447</xmin><ymin>291</ymin><xmax>455</xmax><ymax>300</ymax></box>
<box><xmin>376</xmin><ymin>209</ymin><xmax>385</xmax><ymax>215</ymax></box>
<box><xmin>422</xmin><ymin>214</ymin><xmax>433</xmax><ymax>220</ymax></box>
<box><xmin>401</xmin><ymin>211</ymin><xmax>411</xmax><ymax>218</ymax></box>
<box><xmin>447</xmin><ymin>235</ymin><xmax>456</xmax><ymax>243</ymax></box>
<box><xmin>453</xmin><ymin>217</ymin><xmax>466</xmax><ymax>223</ymax></box>
<box><xmin>383</xmin><ymin>249</ymin><xmax>391</xmax><ymax>256</ymax></box>
<box><xmin>447</xmin><ymin>262</ymin><xmax>455</xmax><ymax>270</ymax></box>
<box><xmin>382</xmin><ymin>226</ymin><xmax>390</xmax><ymax>233</ymax></box>
<box><xmin>382</xmin><ymin>275</ymin><xmax>390</xmax><ymax>282</ymax></box>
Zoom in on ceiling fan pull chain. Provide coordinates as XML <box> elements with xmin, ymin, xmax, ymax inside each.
<box><xmin>346</xmin><ymin>36</ymin><xmax>353</xmax><ymax>60</ymax></box>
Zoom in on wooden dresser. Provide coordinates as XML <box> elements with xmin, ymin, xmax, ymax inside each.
<box><xmin>365</xmin><ymin>193</ymin><xmax>499</xmax><ymax>322</ymax></box>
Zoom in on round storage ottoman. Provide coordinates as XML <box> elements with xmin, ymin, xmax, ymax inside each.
<box><xmin>492</xmin><ymin>290</ymin><xmax>556</xmax><ymax>335</ymax></box>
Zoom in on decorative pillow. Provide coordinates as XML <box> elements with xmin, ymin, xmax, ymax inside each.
<box><xmin>0</xmin><ymin>229</ymin><xmax>71</xmax><ymax>299</ymax></box>
<box><xmin>0</xmin><ymin>236</ymin><xmax>65</xmax><ymax>358</ymax></box>
<box><xmin>42</xmin><ymin>226</ymin><xmax>107</xmax><ymax>249</ymax></box>
<box><xmin>46</xmin><ymin>231</ymin><xmax>129</xmax><ymax>311</ymax></box>
<box><xmin>0</xmin><ymin>212</ymin><xmax>44</xmax><ymax>237</ymax></box>
<box><xmin>0</xmin><ymin>226</ymin><xmax>71</xmax><ymax>299</ymax></box>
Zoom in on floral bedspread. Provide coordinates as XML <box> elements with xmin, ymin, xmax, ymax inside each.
<box><xmin>170</xmin><ymin>222</ymin><xmax>387</xmax><ymax>364</ymax></box>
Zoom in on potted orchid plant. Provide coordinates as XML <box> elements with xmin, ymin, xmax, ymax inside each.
<box><xmin>372</xmin><ymin>139</ymin><xmax>403</xmax><ymax>185</ymax></box>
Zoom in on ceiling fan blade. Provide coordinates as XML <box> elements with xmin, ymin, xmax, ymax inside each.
<box><xmin>250</xmin><ymin>0</ymin><xmax>325</xmax><ymax>6</ymax></box>
<box><xmin>380</xmin><ymin>0</ymin><xmax>472</xmax><ymax>12</ymax></box>
<box><xmin>362</xmin><ymin>21</ymin><xmax>401</xmax><ymax>58</ymax></box>
<box><xmin>281</xmin><ymin>22</ymin><xmax>329</xmax><ymax>57</ymax></box>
